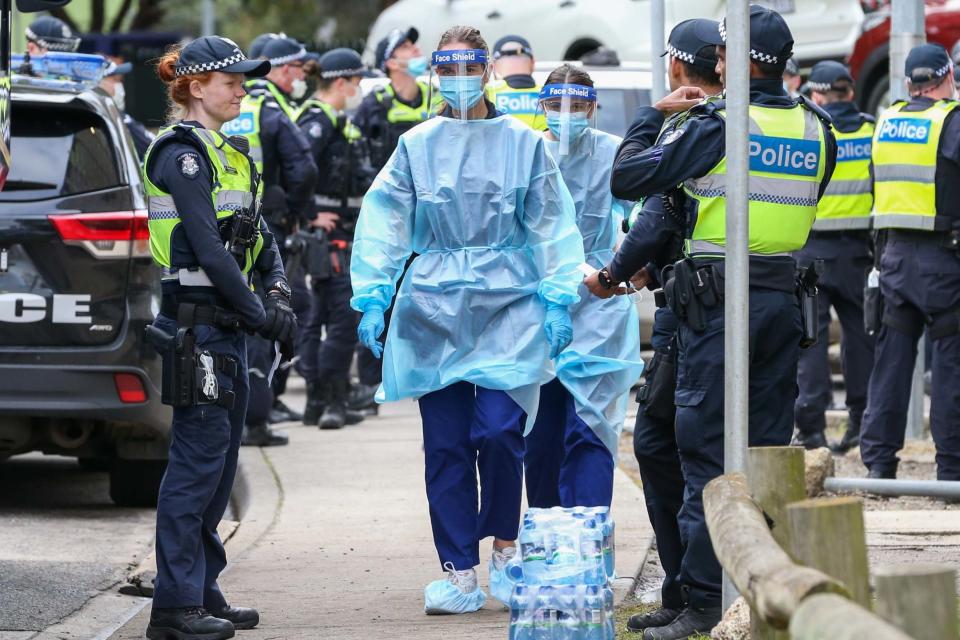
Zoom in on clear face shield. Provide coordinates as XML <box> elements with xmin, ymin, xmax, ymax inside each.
<box><xmin>428</xmin><ymin>48</ymin><xmax>488</xmax><ymax>122</ymax></box>
<box><xmin>538</xmin><ymin>81</ymin><xmax>597</xmax><ymax>156</ymax></box>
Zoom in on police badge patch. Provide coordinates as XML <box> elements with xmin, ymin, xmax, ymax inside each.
<box><xmin>308</xmin><ymin>123</ymin><xmax>323</xmax><ymax>139</ymax></box>
<box><xmin>661</xmin><ymin>127</ymin><xmax>687</xmax><ymax>145</ymax></box>
<box><xmin>178</xmin><ymin>152</ymin><xmax>201</xmax><ymax>179</ymax></box>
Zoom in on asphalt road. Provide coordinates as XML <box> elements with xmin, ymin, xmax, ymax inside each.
<box><xmin>0</xmin><ymin>453</ymin><xmax>154</xmax><ymax>637</ymax></box>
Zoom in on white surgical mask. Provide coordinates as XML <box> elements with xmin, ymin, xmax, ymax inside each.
<box><xmin>291</xmin><ymin>78</ymin><xmax>308</xmax><ymax>100</ymax></box>
<box><xmin>345</xmin><ymin>87</ymin><xmax>362</xmax><ymax>111</ymax></box>
<box><xmin>112</xmin><ymin>82</ymin><xmax>126</xmax><ymax>112</ymax></box>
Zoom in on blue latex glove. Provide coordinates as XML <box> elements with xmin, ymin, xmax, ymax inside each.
<box><xmin>543</xmin><ymin>303</ymin><xmax>573</xmax><ymax>359</ymax></box>
<box><xmin>358</xmin><ymin>306</ymin><xmax>386</xmax><ymax>359</ymax></box>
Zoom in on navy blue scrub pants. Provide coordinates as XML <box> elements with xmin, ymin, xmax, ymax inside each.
<box><xmin>633</xmin><ymin>307</ymin><xmax>686</xmax><ymax>610</ymax></box>
<box><xmin>674</xmin><ymin>289</ymin><xmax>800</xmax><ymax>608</ymax></box>
<box><xmin>298</xmin><ymin>273</ymin><xmax>358</xmax><ymax>383</ymax></box>
<box><xmin>151</xmin><ymin>315</ymin><xmax>249</xmax><ymax>610</ymax></box>
<box><xmin>524</xmin><ymin>378</ymin><xmax>615</xmax><ymax>509</ymax></box>
<box><xmin>418</xmin><ymin>382</ymin><xmax>526</xmax><ymax>571</ymax></box>
<box><xmin>860</xmin><ymin>235</ymin><xmax>960</xmax><ymax>479</ymax></box>
<box><xmin>794</xmin><ymin>233</ymin><xmax>875</xmax><ymax>437</ymax></box>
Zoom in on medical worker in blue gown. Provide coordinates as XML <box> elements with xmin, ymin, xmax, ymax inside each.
<box><xmin>524</xmin><ymin>65</ymin><xmax>644</xmax><ymax>511</ymax></box>
<box><xmin>350</xmin><ymin>25</ymin><xmax>585</xmax><ymax>616</ymax></box>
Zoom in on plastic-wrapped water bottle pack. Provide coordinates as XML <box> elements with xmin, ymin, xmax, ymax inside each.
<box><xmin>507</xmin><ymin>507</ymin><xmax>617</xmax><ymax>639</ymax></box>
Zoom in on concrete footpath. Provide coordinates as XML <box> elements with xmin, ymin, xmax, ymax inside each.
<box><xmin>110</xmin><ymin>383</ymin><xmax>652</xmax><ymax>640</ymax></box>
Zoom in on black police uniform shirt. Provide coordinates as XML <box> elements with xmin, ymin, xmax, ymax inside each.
<box><xmin>247</xmin><ymin>80</ymin><xmax>319</xmax><ymax>223</ymax></box>
<box><xmin>353</xmin><ymin>80</ymin><xmax>432</xmax><ymax>168</ymax></box>
<box><xmin>610</xmin><ymin>78</ymin><xmax>839</xmax><ymax>282</ymax></box>
<box><xmin>297</xmin><ymin>102</ymin><xmax>374</xmax><ymax>240</ymax></box>
<box><xmin>897</xmin><ymin>95</ymin><xmax>960</xmax><ymax>223</ymax></box>
<box><xmin>145</xmin><ymin>122</ymin><xmax>286</xmax><ymax>328</ymax></box>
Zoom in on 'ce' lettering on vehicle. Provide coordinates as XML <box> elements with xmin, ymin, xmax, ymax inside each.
<box><xmin>0</xmin><ymin>293</ymin><xmax>93</xmax><ymax>324</ymax></box>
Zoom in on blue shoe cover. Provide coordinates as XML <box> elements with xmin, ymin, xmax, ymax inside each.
<box><xmin>424</xmin><ymin>567</ymin><xmax>486</xmax><ymax>615</ymax></box>
<box><xmin>488</xmin><ymin>557</ymin><xmax>518</xmax><ymax>607</ymax></box>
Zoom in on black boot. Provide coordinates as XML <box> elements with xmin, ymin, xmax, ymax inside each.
<box><xmin>146</xmin><ymin>607</ymin><xmax>235</xmax><ymax>640</ymax></box>
<box><xmin>868</xmin><ymin>466</ymin><xmax>896</xmax><ymax>479</ymax></box>
<box><xmin>642</xmin><ymin>605</ymin><xmax>721</xmax><ymax>640</ymax></box>
<box><xmin>241</xmin><ymin>422</ymin><xmax>289</xmax><ymax>447</ymax></box>
<box><xmin>348</xmin><ymin>382</ymin><xmax>379</xmax><ymax>416</ymax></box>
<box><xmin>320</xmin><ymin>379</ymin><xmax>365</xmax><ymax>429</ymax></box>
<box><xmin>209</xmin><ymin>605</ymin><xmax>259</xmax><ymax>630</ymax></box>
<box><xmin>830</xmin><ymin>422</ymin><xmax>860</xmax><ymax>454</ymax></box>
<box><xmin>302</xmin><ymin>380</ymin><xmax>325</xmax><ymax>426</ymax></box>
<box><xmin>792</xmin><ymin>429</ymin><xmax>828</xmax><ymax>450</ymax></box>
<box><xmin>268</xmin><ymin>398</ymin><xmax>302</xmax><ymax>424</ymax></box>
<box><xmin>627</xmin><ymin>606</ymin><xmax>684</xmax><ymax>633</ymax></box>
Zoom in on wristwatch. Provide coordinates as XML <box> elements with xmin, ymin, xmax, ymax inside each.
<box><xmin>270</xmin><ymin>281</ymin><xmax>292</xmax><ymax>299</ymax></box>
<box><xmin>597</xmin><ymin>267</ymin><xmax>616</xmax><ymax>290</ymax></box>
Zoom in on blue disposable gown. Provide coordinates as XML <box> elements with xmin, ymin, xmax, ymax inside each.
<box><xmin>350</xmin><ymin>114</ymin><xmax>586</xmax><ymax>426</ymax></box>
<box><xmin>545</xmin><ymin>128</ymin><xmax>644</xmax><ymax>457</ymax></box>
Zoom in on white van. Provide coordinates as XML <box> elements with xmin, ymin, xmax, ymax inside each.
<box><xmin>364</xmin><ymin>0</ymin><xmax>864</xmax><ymax>69</ymax></box>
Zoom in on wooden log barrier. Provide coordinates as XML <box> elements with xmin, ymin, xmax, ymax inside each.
<box><xmin>874</xmin><ymin>564</ymin><xmax>958</xmax><ymax>640</ymax></box>
<box><xmin>790</xmin><ymin>593</ymin><xmax>915</xmax><ymax>640</ymax></box>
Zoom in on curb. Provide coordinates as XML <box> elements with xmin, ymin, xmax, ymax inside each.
<box><xmin>611</xmin><ymin>466</ymin><xmax>655</xmax><ymax>606</ymax></box>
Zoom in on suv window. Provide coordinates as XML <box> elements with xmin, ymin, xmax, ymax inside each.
<box><xmin>0</xmin><ymin>104</ymin><xmax>122</xmax><ymax>201</ymax></box>
<box><xmin>596</xmin><ymin>87</ymin><xmax>649</xmax><ymax>138</ymax></box>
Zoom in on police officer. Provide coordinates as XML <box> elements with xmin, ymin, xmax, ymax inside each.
<box><xmin>351</xmin><ymin>26</ymin><xmax>438</xmax><ymax>413</ymax></box>
<box><xmin>354</xmin><ymin>26</ymin><xmax>438</xmax><ymax>171</ymax></box>
<box><xmin>860</xmin><ymin>43</ymin><xmax>960</xmax><ymax>481</ymax></box>
<box><xmin>783</xmin><ymin>56</ymin><xmax>801</xmax><ymax>98</ymax></box>
<box><xmin>222</xmin><ymin>34</ymin><xmax>317</xmax><ymax>438</ymax></box>
<box><xmin>142</xmin><ymin>36</ymin><xmax>295</xmax><ymax>639</ymax></box>
<box><xmin>597</xmin><ymin>8</ymin><xmax>836</xmax><ymax>638</ymax></box>
<box><xmin>485</xmin><ymin>35</ymin><xmax>546</xmax><ymax>130</ymax></box>
<box><xmin>25</xmin><ymin>15</ymin><xmax>79</xmax><ymax>56</ymax></box>
<box><xmin>296</xmin><ymin>48</ymin><xmax>376</xmax><ymax>429</ymax></box>
<box><xmin>99</xmin><ymin>60</ymin><xmax>155</xmax><ymax>160</ymax></box>
<box><xmin>586</xmin><ymin>19</ymin><xmax>723</xmax><ymax>634</ymax></box>
<box><xmin>793</xmin><ymin>61</ymin><xmax>876</xmax><ymax>453</ymax></box>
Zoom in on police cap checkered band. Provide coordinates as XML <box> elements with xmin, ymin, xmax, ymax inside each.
<box><xmin>321</xmin><ymin>66</ymin><xmax>366</xmax><ymax>79</ymax></box>
<box><xmin>906</xmin><ymin>44</ymin><xmax>953</xmax><ymax>83</ymax></box>
<box><xmin>668</xmin><ymin>45</ymin><xmax>695</xmax><ymax>65</ymax></box>
<box><xmin>719</xmin><ymin>5</ymin><xmax>794</xmax><ymax>67</ymax></box>
<box><xmin>25</xmin><ymin>27</ymin><xmax>80</xmax><ymax>52</ymax></box>
<box><xmin>176</xmin><ymin>52</ymin><xmax>246</xmax><ymax>76</ymax></box>
<box><xmin>268</xmin><ymin>48</ymin><xmax>307</xmax><ymax>66</ymax></box>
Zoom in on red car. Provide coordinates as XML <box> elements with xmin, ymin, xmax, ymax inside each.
<box><xmin>849</xmin><ymin>0</ymin><xmax>960</xmax><ymax>116</ymax></box>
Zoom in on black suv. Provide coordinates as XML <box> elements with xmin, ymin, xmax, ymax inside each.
<box><xmin>0</xmin><ymin>75</ymin><xmax>169</xmax><ymax>506</ymax></box>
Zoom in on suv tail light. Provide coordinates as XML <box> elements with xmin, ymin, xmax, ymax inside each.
<box><xmin>49</xmin><ymin>210</ymin><xmax>150</xmax><ymax>260</ymax></box>
<box><xmin>114</xmin><ymin>372</ymin><xmax>147</xmax><ymax>403</ymax></box>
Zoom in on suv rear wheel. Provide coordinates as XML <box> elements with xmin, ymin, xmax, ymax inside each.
<box><xmin>109</xmin><ymin>458</ymin><xmax>166</xmax><ymax>507</ymax></box>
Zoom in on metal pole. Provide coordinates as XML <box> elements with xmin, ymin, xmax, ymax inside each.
<box><xmin>825</xmin><ymin>477</ymin><xmax>960</xmax><ymax>499</ymax></box>
<box><xmin>890</xmin><ymin>0</ymin><xmax>926</xmax><ymax>436</ymax></box>
<box><xmin>650</xmin><ymin>0</ymin><xmax>667</xmax><ymax>102</ymax></box>
<box><xmin>201</xmin><ymin>0</ymin><xmax>215</xmax><ymax>37</ymax></box>
<box><xmin>722</xmin><ymin>0</ymin><xmax>750</xmax><ymax>612</ymax></box>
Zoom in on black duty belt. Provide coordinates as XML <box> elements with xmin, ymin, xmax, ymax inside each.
<box><xmin>160</xmin><ymin>297</ymin><xmax>245</xmax><ymax>332</ymax></box>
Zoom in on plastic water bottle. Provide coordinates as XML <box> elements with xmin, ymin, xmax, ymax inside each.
<box><xmin>545</xmin><ymin>526</ymin><xmax>581</xmax><ymax>584</ymax></box>
<box><xmin>582</xmin><ymin>586</ymin><xmax>606</xmax><ymax>640</ymax></box>
<box><xmin>533</xmin><ymin>590</ymin><xmax>557</xmax><ymax>640</ymax></box>
<box><xmin>520</xmin><ymin>523</ymin><xmax>546</xmax><ymax>584</ymax></box>
<box><xmin>509</xmin><ymin>585</ymin><xmax>533</xmax><ymax>640</ymax></box>
<box><xmin>579</xmin><ymin>519</ymin><xmax>605</xmax><ymax>586</ymax></box>
<box><xmin>602</xmin><ymin>587</ymin><xmax>615</xmax><ymax>640</ymax></box>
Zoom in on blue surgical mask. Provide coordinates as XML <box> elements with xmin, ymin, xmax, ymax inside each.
<box><xmin>438</xmin><ymin>75</ymin><xmax>485</xmax><ymax>111</ymax></box>
<box><xmin>546</xmin><ymin>111</ymin><xmax>591</xmax><ymax>141</ymax></box>
<box><xmin>405</xmin><ymin>56</ymin><xmax>428</xmax><ymax>77</ymax></box>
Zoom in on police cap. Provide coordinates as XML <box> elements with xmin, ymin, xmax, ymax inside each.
<box><xmin>719</xmin><ymin>5</ymin><xmax>794</xmax><ymax>69</ymax></box>
<box><xmin>261</xmin><ymin>35</ymin><xmax>308</xmax><ymax>67</ymax></box>
<box><xmin>905</xmin><ymin>43</ymin><xmax>952</xmax><ymax>84</ymax></box>
<box><xmin>493</xmin><ymin>34</ymin><xmax>533</xmax><ymax>59</ymax></box>
<box><xmin>318</xmin><ymin>48</ymin><xmax>374</xmax><ymax>79</ymax></box>
<box><xmin>663</xmin><ymin>19</ymin><xmax>720</xmax><ymax>70</ymax></box>
<box><xmin>249</xmin><ymin>32</ymin><xmax>282</xmax><ymax>59</ymax></box>
<box><xmin>375</xmin><ymin>27</ymin><xmax>419</xmax><ymax>72</ymax></box>
<box><xmin>175</xmin><ymin>36</ymin><xmax>271</xmax><ymax>78</ymax></box>
<box><xmin>807</xmin><ymin>60</ymin><xmax>854</xmax><ymax>93</ymax></box>
<box><xmin>26</xmin><ymin>15</ymin><xmax>80</xmax><ymax>52</ymax></box>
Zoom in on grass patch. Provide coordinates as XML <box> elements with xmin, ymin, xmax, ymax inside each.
<box><xmin>614</xmin><ymin>599</ymin><xmax>710</xmax><ymax>639</ymax></box>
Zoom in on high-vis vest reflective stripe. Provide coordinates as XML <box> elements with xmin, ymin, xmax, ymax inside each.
<box><xmin>264</xmin><ymin>81</ymin><xmax>299</xmax><ymax>121</ymax></box>
<box><xmin>374</xmin><ymin>81</ymin><xmax>440</xmax><ymax>123</ymax></box>
<box><xmin>142</xmin><ymin>124</ymin><xmax>264</xmax><ymax>279</ymax></box>
<box><xmin>872</xmin><ymin>99</ymin><xmax>958</xmax><ymax>231</ymax></box>
<box><xmin>684</xmin><ymin>103</ymin><xmax>828</xmax><ymax>257</ymax></box>
<box><xmin>294</xmin><ymin>99</ymin><xmax>362</xmax><ymax>142</ymax></box>
<box><xmin>221</xmin><ymin>93</ymin><xmax>265</xmax><ymax>173</ymax></box>
<box><xmin>485</xmin><ymin>79</ymin><xmax>546</xmax><ymax>130</ymax></box>
<box><xmin>815</xmin><ymin>119</ymin><xmax>874</xmax><ymax>230</ymax></box>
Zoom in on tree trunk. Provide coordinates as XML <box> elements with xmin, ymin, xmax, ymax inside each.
<box><xmin>109</xmin><ymin>0</ymin><xmax>135</xmax><ymax>33</ymax></box>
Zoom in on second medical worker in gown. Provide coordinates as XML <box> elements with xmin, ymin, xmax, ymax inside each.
<box><xmin>350</xmin><ymin>25</ymin><xmax>584</xmax><ymax>615</ymax></box>
<box><xmin>524</xmin><ymin>65</ymin><xmax>643</xmax><ymax>511</ymax></box>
